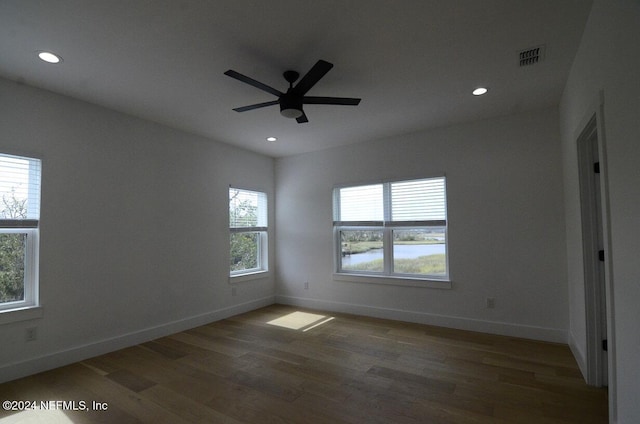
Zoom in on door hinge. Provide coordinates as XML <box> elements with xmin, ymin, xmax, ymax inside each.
<box><xmin>602</xmin><ymin>339</ymin><xmax>608</xmax><ymax>351</ymax></box>
<box><xmin>598</xmin><ymin>250</ymin><xmax>605</xmax><ymax>261</ymax></box>
<box><xmin>594</xmin><ymin>162</ymin><xmax>600</xmax><ymax>174</ymax></box>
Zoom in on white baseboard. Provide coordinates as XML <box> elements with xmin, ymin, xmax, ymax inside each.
<box><xmin>275</xmin><ymin>295</ymin><xmax>568</xmax><ymax>343</ymax></box>
<box><xmin>568</xmin><ymin>330</ymin><xmax>588</xmax><ymax>380</ymax></box>
<box><xmin>0</xmin><ymin>296</ymin><xmax>274</xmax><ymax>384</ymax></box>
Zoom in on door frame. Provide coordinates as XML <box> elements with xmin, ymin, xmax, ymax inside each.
<box><xmin>576</xmin><ymin>101</ymin><xmax>615</xmax><ymax>391</ymax></box>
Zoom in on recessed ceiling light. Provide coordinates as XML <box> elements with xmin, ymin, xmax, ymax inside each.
<box><xmin>38</xmin><ymin>51</ymin><xmax>62</xmax><ymax>64</ymax></box>
<box><xmin>266</xmin><ymin>136</ymin><xmax>277</xmax><ymax>142</ymax></box>
<box><xmin>472</xmin><ymin>87</ymin><xmax>488</xmax><ymax>96</ymax></box>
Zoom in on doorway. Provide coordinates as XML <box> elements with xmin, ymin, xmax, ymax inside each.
<box><xmin>577</xmin><ymin>115</ymin><xmax>608</xmax><ymax>387</ymax></box>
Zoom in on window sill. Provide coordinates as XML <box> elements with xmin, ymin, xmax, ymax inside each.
<box><xmin>0</xmin><ymin>305</ymin><xmax>44</xmax><ymax>325</ymax></box>
<box><xmin>229</xmin><ymin>270</ymin><xmax>270</xmax><ymax>284</ymax></box>
<box><xmin>333</xmin><ymin>273</ymin><xmax>452</xmax><ymax>289</ymax></box>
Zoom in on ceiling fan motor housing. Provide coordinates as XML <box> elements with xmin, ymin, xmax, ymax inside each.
<box><xmin>280</xmin><ymin>91</ymin><xmax>303</xmax><ymax>118</ymax></box>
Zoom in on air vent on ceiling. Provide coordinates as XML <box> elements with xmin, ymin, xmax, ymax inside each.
<box><xmin>519</xmin><ymin>45</ymin><xmax>545</xmax><ymax>67</ymax></box>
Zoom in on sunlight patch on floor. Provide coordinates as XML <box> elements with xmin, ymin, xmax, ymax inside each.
<box><xmin>0</xmin><ymin>408</ymin><xmax>75</xmax><ymax>423</ymax></box>
<box><xmin>267</xmin><ymin>311</ymin><xmax>335</xmax><ymax>331</ymax></box>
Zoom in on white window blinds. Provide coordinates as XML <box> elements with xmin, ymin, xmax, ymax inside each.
<box><xmin>390</xmin><ymin>178</ymin><xmax>446</xmax><ymax>224</ymax></box>
<box><xmin>0</xmin><ymin>153</ymin><xmax>41</xmax><ymax>227</ymax></box>
<box><xmin>334</xmin><ymin>183</ymin><xmax>383</xmax><ymax>223</ymax></box>
<box><xmin>334</xmin><ymin>177</ymin><xmax>446</xmax><ymax>226</ymax></box>
<box><xmin>229</xmin><ymin>188</ymin><xmax>267</xmax><ymax>230</ymax></box>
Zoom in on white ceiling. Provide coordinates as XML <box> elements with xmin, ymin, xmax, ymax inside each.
<box><xmin>0</xmin><ymin>0</ymin><xmax>593</xmax><ymax>158</ymax></box>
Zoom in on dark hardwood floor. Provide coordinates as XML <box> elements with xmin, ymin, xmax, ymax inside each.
<box><xmin>0</xmin><ymin>304</ymin><xmax>608</xmax><ymax>423</ymax></box>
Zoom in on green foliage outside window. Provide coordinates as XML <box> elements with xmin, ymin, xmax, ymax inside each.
<box><xmin>0</xmin><ymin>193</ymin><xmax>27</xmax><ymax>303</ymax></box>
<box><xmin>230</xmin><ymin>232</ymin><xmax>258</xmax><ymax>272</ymax></box>
<box><xmin>0</xmin><ymin>233</ymin><xmax>26</xmax><ymax>303</ymax></box>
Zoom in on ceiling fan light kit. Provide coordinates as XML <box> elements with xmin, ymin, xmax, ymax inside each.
<box><xmin>224</xmin><ymin>60</ymin><xmax>361</xmax><ymax>124</ymax></box>
<box><xmin>279</xmin><ymin>95</ymin><xmax>304</xmax><ymax>118</ymax></box>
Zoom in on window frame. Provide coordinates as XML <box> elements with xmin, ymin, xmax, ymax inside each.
<box><xmin>0</xmin><ymin>227</ymin><xmax>39</xmax><ymax>312</ymax></box>
<box><xmin>333</xmin><ymin>176</ymin><xmax>450</xmax><ymax>286</ymax></box>
<box><xmin>0</xmin><ymin>153</ymin><xmax>42</xmax><ymax>316</ymax></box>
<box><xmin>229</xmin><ymin>187</ymin><xmax>269</xmax><ymax>281</ymax></box>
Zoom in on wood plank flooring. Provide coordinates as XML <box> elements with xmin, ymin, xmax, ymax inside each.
<box><xmin>0</xmin><ymin>304</ymin><xmax>608</xmax><ymax>423</ymax></box>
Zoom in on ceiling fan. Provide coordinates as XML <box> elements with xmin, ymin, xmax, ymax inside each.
<box><xmin>224</xmin><ymin>60</ymin><xmax>361</xmax><ymax>123</ymax></box>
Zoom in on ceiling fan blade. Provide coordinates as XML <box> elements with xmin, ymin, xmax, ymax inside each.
<box><xmin>296</xmin><ymin>112</ymin><xmax>309</xmax><ymax>124</ymax></box>
<box><xmin>232</xmin><ymin>100</ymin><xmax>280</xmax><ymax>112</ymax></box>
<box><xmin>224</xmin><ymin>70</ymin><xmax>283</xmax><ymax>97</ymax></box>
<box><xmin>292</xmin><ymin>60</ymin><xmax>333</xmax><ymax>96</ymax></box>
<box><xmin>303</xmin><ymin>96</ymin><xmax>361</xmax><ymax>106</ymax></box>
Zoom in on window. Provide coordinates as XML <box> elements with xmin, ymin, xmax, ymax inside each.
<box><xmin>0</xmin><ymin>153</ymin><xmax>41</xmax><ymax>312</ymax></box>
<box><xmin>333</xmin><ymin>177</ymin><xmax>448</xmax><ymax>281</ymax></box>
<box><xmin>229</xmin><ymin>187</ymin><xmax>268</xmax><ymax>277</ymax></box>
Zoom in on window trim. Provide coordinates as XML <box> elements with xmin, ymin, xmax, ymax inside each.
<box><xmin>229</xmin><ymin>187</ymin><xmax>269</xmax><ymax>281</ymax></box>
<box><xmin>333</xmin><ymin>176</ymin><xmax>450</xmax><ymax>285</ymax></box>
<box><xmin>0</xmin><ymin>228</ymin><xmax>39</xmax><ymax>312</ymax></box>
<box><xmin>0</xmin><ymin>304</ymin><xmax>43</xmax><ymax>325</ymax></box>
<box><xmin>229</xmin><ymin>229</ymin><xmax>268</xmax><ymax>278</ymax></box>
<box><xmin>332</xmin><ymin>272</ymin><xmax>452</xmax><ymax>289</ymax></box>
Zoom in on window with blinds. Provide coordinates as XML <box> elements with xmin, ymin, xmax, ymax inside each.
<box><xmin>333</xmin><ymin>177</ymin><xmax>448</xmax><ymax>281</ymax></box>
<box><xmin>0</xmin><ymin>153</ymin><xmax>41</xmax><ymax>311</ymax></box>
<box><xmin>229</xmin><ymin>188</ymin><xmax>268</xmax><ymax>277</ymax></box>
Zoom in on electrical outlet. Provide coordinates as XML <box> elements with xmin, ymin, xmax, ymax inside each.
<box><xmin>304</xmin><ymin>281</ymin><xmax>309</xmax><ymax>290</ymax></box>
<box><xmin>486</xmin><ymin>297</ymin><xmax>496</xmax><ymax>309</ymax></box>
<box><xmin>25</xmin><ymin>327</ymin><xmax>37</xmax><ymax>342</ymax></box>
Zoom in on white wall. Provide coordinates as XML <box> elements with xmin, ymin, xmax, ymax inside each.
<box><xmin>559</xmin><ymin>0</ymin><xmax>640</xmax><ymax>422</ymax></box>
<box><xmin>275</xmin><ymin>107</ymin><xmax>568</xmax><ymax>342</ymax></box>
<box><xmin>0</xmin><ymin>78</ymin><xmax>275</xmax><ymax>383</ymax></box>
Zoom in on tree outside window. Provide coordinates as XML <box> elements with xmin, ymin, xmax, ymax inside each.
<box><xmin>0</xmin><ymin>192</ymin><xmax>27</xmax><ymax>303</ymax></box>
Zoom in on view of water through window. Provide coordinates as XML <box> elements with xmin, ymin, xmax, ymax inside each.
<box><xmin>341</xmin><ymin>237</ymin><xmax>446</xmax><ymax>276</ymax></box>
<box><xmin>343</xmin><ymin>243</ymin><xmax>445</xmax><ymax>264</ymax></box>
